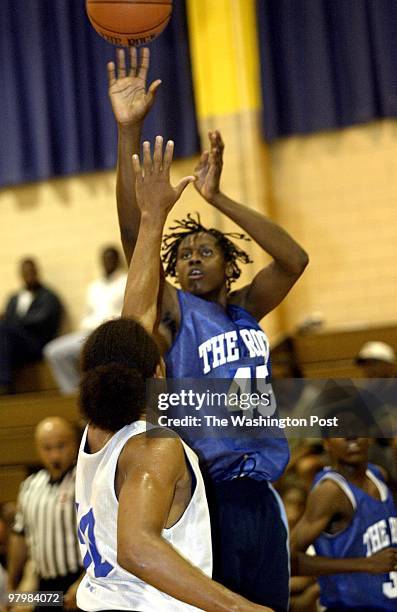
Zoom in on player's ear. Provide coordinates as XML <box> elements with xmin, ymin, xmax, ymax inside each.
<box><xmin>154</xmin><ymin>359</ymin><xmax>165</xmax><ymax>379</ymax></box>
<box><xmin>225</xmin><ymin>263</ymin><xmax>234</xmax><ymax>280</ymax></box>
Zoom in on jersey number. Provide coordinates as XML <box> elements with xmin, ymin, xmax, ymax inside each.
<box><xmin>77</xmin><ymin>507</ymin><xmax>113</xmax><ymax>577</ymax></box>
<box><xmin>383</xmin><ymin>571</ymin><xmax>397</xmax><ymax>598</ymax></box>
<box><xmin>228</xmin><ymin>364</ymin><xmax>276</xmax><ymax>417</ymax></box>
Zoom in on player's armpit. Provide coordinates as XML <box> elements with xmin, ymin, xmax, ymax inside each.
<box><xmin>290</xmin><ymin>479</ymin><xmax>351</xmax><ymax>575</ymax></box>
<box><xmin>229</xmin><ymin>259</ymin><xmax>307</xmax><ymax>321</ymax></box>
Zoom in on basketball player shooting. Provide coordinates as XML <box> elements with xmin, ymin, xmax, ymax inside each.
<box><xmin>75</xmin><ymin>138</ymin><xmax>272</xmax><ymax>612</ymax></box>
<box><xmin>108</xmin><ymin>48</ymin><xmax>308</xmax><ymax>611</ymax></box>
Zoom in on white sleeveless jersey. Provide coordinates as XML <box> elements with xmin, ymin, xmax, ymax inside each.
<box><xmin>75</xmin><ymin>421</ymin><xmax>212</xmax><ymax>611</ymax></box>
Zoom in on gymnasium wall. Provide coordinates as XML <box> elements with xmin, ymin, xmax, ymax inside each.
<box><xmin>2</xmin><ymin>117</ymin><xmax>397</xmax><ymax>342</ymax></box>
<box><xmin>271</xmin><ymin>118</ymin><xmax>397</xmax><ymax>332</ymax></box>
<box><xmin>1</xmin><ymin>0</ymin><xmax>397</xmax><ymax>342</ymax></box>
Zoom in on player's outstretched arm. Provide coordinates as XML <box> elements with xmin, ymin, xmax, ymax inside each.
<box><xmin>122</xmin><ymin>137</ymin><xmax>194</xmax><ymax>334</ymax></box>
<box><xmin>108</xmin><ymin>48</ymin><xmax>161</xmax><ymax>264</ymax></box>
<box><xmin>117</xmin><ymin>435</ymin><xmax>273</xmax><ymax>612</ymax></box>
<box><xmin>194</xmin><ymin>130</ymin><xmax>309</xmax><ymax>320</ymax></box>
<box><xmin>290</xmin><ymin>479</ymin><xmax>397</xmax><ymax>576</ymax></box>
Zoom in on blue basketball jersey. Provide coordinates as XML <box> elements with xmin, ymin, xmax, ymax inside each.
<box><xmin>313</xmin><ymin>465</ymin><xmax>397</xmax><ymax>610</ymax></box>
<box><xmin>164</xmin><ymin>290</ymin><xmax>289</xmax><ymax>482</ymax></box>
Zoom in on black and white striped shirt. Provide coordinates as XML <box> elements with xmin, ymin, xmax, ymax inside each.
<box><xmin>13</xmin><ymin>467</ymin><xmax>82</xmax><ymax>579</ymax></box>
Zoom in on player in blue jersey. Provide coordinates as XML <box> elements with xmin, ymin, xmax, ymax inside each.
<box><xmin>76</xmin><ymin>139</ymin><xmax>271</xmax><ymax>612</ymax></box>
<box><xmin>108</xmin><ymin>48</ymin><xmax>308</xmax><ymax>611</ymax></box>
<box><xmin>291</xmin><ymin>437</ymin><xmax>397</xmax><ymax>611</ymax></box>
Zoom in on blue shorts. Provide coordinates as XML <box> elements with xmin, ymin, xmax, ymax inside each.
<box><xmin>205</xmin><ymin>478</ymin><xmax>289</xmax><ymax>612</ymax></box>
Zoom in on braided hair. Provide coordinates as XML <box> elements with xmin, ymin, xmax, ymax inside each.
<box><xmin>162</xmin><ymin>213</ymin><xmax>252</xmax><ymax>291</ymax></box>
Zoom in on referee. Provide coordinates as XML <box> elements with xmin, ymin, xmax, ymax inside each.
<box><xmin>7</xmin><ymin>417</ymin><xmax>83</xmax><ymax>610</ymax></box>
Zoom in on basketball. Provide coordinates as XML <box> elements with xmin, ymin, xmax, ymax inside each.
<box><xmin>86</xmin><ymin>0</ymin><xmax>173</xmax><ymax>47</ymax></box>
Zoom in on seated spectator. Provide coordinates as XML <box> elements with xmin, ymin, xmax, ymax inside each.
<box><xmin>44</xmin><ymin>246</ymin><xmax>126</xmax><ymax>395</ymax></box>
<box><xmin>356</xmin><ymin>341</ymin><xmax>396</xmax><ymax>378</ymax></box>
<box><xmin>0</xmin><ymin>258</ymin><xmax>63</xmax><ymax>395</ymax></box>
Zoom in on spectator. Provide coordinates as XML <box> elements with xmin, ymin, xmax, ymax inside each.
<box><xmin>7</xmin><ymin>417</ymin><xmax>83</xmax><ymax>611</ymax></box>
<box><xmin>44</xmin><ymin>246</ymin><xmax>126</xmax><ymax>395</ymax></box>
<box><xmin>356</xmin><ymin>341</ymin><xmax>396</xmax><ymax>378</ymax></box>
<box><xmin>0</xmin><ymin>258</ymin><xmax>63</xmax><ymax>395</ymax></box>
<box><xmin>356</xmin><ymin>341</ymin><xmax>397</xmax><ymax>486</ymax></box>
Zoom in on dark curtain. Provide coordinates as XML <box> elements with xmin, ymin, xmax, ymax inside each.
<box><xmin>256</xmin><ymin>0</ymin><xmax>397</xmax><ymax>140</ymax></box>
<box><xmin>0</xmin><ymin>0</ymin><xmax>199</xmax><ymax>188</ymax></box>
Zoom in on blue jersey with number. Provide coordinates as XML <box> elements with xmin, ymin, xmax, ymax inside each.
<box><xmin>312</xmin><ymin>465</ymin><xmax>397</xmax><ymax>610</ymax></box>
<box><xmin>164</xmin><ymin>290</ymin><xmax>289</xmax><ymax>482</ymax></box>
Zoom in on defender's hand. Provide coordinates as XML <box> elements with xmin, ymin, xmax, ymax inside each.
<box><xmin>132</xmin><ymin>136</ymin><xmax>195</xmax><ymax>220</ymax></box>
<box><xmin>107</xmin><ymin>47</ymin><xmax>161</xmax><ymax>126</ymax></box>
<box><xmin>194</xmin><ymin>129</ymin><xmax>224</xmax><ymax>203</ymax></box>
<box><xmin>63</xmin><ymin>580</ymin><xmax>79</xmax><ymax>609</ymax></box>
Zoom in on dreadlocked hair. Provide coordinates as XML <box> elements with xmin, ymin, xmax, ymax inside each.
<box><xmin>161</xmin><ymin>213</ymin><xmax>252</xmax><ymax>291</ymax></box>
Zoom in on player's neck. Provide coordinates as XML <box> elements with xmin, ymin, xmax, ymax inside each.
<box><xmin>200</xmin><ymin>285</ymin><xmax>228</xmax><ymax>308</ymax></box>
<box><xmin>87</xmin><ymin>425</ymin><xmax>115</xmax><ymax>453</ymax></box>
<box><xmin>336</xmin><ymin>461</ymin><xmax>368</xmax><ymax>486</ymax></box>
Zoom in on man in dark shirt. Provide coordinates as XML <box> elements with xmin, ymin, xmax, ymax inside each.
<box><xmin>0</xmin><ymin>258</ymin><xmax>62</xmax><ymax>394</ymax></box>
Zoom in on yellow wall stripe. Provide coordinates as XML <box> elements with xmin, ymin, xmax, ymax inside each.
<box><xmin>186</xmin><ymin>0</ymin><xmax>261</xmax><ymax>118</ymax></box>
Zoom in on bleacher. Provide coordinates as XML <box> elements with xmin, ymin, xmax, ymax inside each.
<box><xmin>0</xmin><ymin>362</ymin><xmax>78</xmax><ymax>503</ymax></box>
<box><xmin>2</xmin><ymin>321</ymin><xmax>397</xmax><ymax>504</ymax></box>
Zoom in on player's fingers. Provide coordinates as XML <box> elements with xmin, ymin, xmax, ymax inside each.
<box><xmin>175</xmin><ymin>176</ymin><xmax>195</xmax><ymax>200</ymax></box>
<box><xmin>138</xmin><ymin>47</ymin><xmax>150</xmax><ymax>81</ymax></box>
<box><xmin>209</xmin><ymin>144</ymin><xmax>223</xmax><ymax>170</ymax></box>
<box><xmin>142</xmin><ymin>141</ymin><xmax>152</xmax><ymax>174</ymax></box>
<box><xmin>132</xmin><ymin>154</ymin><xmax>142</xmax><ymax>179</ymax></box>
<box><xmin>116</xmin><ymin>48</ymin><xmax>127</xmax><ymax>78</ymax></box>
<box><xmin>153</xmin><ymin>135</ymin><xmax>163</xmax><ymax>173</ymax></box>
<box><xmin>129</xmin><ymin>47</ymin><xmax>137</xmax><ymax>76</ymax></box>
<box><xmin>214</xmin><ymin>129</ymin><xmax>225</xmax><ymax>151</ymax></box>
<box><xmin>208</xmin><ymin>149</ymin><xmax>217</xmax><ymax>166</ymax></box>
<box><xmin>163</xmin><ymin>140</ymin><xmax>174</xmax><ymax>176</ymax></box>
<box><xmin>107</xmin><ymin>62</ymin><xmax>117</xmax><ymax>87</ymax></box>
<box><xmin>194</xmin><ymin>151</ymin><xmax>209</xmax><ymax>173</ymax></box>
<box><xmin>146</xmin><ymin>79</ymin><xmax>162</xmax><ymax>107</ymax></box>
<box><xmin>207</xmin><ymin>161</ymin><xmax>218</xmax><ymax>185</ymax></box>
<box><xmin>209</xmin><ymin>130</ymin><xmax>224</xmax><ymax>160</ymax></box>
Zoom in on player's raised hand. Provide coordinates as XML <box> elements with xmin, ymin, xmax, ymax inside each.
<box><xmin>194</xmin><ymin>129</ymin><xmax>224</xmax><ymax>203</ymax></box>
<box><xmin>107</xmin><ymin>47</ymin><xmax>161</xmax><ymax>126</ymax></box>
<box><xmin>132</xmin><ymin>136</ymin><xmax>195</xmax><ymax>219</ymax></box>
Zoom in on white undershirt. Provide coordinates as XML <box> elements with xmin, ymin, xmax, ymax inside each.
<box><xmin>16</xmin><ymin>290</ymin><xmax>34</xmax><ymax>317</ymax></box>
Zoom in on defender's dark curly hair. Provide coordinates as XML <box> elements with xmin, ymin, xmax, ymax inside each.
<box><xmin>79</xmin><ymin>318</ymin><xmax>160</xmax><ymax>432</ymax></box>
<box><xmin>161</xmin><ymin>213</ymin><xmax>252</xmax><ymax>291</ymax></box>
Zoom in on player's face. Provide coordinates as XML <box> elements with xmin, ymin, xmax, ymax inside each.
<box><xmin>102</xmin><ymin>248</ymin><xmax>119</xmax><ymax>277</ymax></box>
<box><xmin>359</xmin><ymin>359</ymin><xmax>395</xmax><ymax>378</ymax></box>
<box><xmin>21</xmin><ymin>261</ymin><xmax>39</xmax><ymax>290</ymax></box>
<box><xmin>176</xmin><ymin>233</ymin><xmax>227</xmax><ymax>297</ymax></box>
<box><xmin>325</xmin><ymin>437</ymin><xmax>370</xmax><ymax>465</ymax></box>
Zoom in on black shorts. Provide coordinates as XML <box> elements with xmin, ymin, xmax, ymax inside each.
<box><xmin>205</xmin><ymin>478</ymin><xmax>289</xmax><ymax>612</ymax></box>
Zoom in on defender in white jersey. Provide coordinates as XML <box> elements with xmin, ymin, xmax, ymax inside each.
<box><xmin>75</xmin><ymin>138</ymin><xmax>272</xmax><ymax>612</ymax></box>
